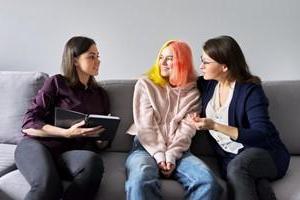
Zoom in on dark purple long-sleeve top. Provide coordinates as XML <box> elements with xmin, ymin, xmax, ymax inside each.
<box><xmin>22</xmin><ymin>74</ymin><xmax>110</xmax><ymax>155</ymax></box>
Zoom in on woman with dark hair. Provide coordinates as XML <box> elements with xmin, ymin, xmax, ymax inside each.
<box><xmin>188</xmin><ymin>35</ymin><xmax>290</xmax><ymax>200</ymax></box>
<box><xmin>125</xmin><ymin>40</ymin><xmax>221</xmax><ymax>200</ymax></box>
<box><xmin>15</xmin><ymin>36</ymin><xmax>109</xmax><ymax>200</ymax></box>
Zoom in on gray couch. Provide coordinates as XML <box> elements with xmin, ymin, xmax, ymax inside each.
<box><xmin>0</xmin><ymin>71</ymin><xmax>299</xmax><ymax>200</ymax></box>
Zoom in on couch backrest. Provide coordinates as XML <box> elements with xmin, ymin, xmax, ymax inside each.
<box><xmin>102</xmin><ymin>79</ymin><xmax>300</xmax><ymax>155</ymax></box>
<box><xmin>0</xmin><ymin>71</ymin><xmax>49</xmax><ymax>144</ymax></box>
<box><xmin>1</xmin><ymin>73</ymin><xmax>298</xmax><ymax>155</ymax></box>
<box><xmin>263</xmin><ymin>80</ymin><xmax>300</xmax><ymax>155</ymax></box>
<box><xmin>100</xmin><ymin>80</ymin><xmax>136</xmax><ymax>152</ymax></box>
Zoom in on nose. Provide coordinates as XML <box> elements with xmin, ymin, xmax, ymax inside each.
<box><xmin>200</xmin><ymin>62</ymin><xmax>204</xmax><ymax>70</ymax></box>
<box><xmin>161</xmin><ymin>58</ymin><xmax>167</xmax><ymax>66</ymax></box>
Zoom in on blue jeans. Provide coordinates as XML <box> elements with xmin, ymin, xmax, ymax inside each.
<box><xmin>125</xmin><ymin>138</ymin><xmax>222</xmax><ymax>200</ymax></box>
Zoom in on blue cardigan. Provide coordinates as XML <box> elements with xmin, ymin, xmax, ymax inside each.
<box><xmin>197</xmin><ymin>76</ymin><xmax>290</xmax><ymax>177</ymax></box>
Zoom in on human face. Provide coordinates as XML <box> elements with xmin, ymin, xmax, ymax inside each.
<box><xmin>159</xmin><ymin>46</ymin><xmax>173</xmax><ymax>78</ymax></box>
<box><xmin>75</xmin><ymin>44</ymin><xmax>100</xmax><ymax>78</ymax></box>
<box><xmin>200</xmin><ymin>51</ymin><xmax>227</xmax><ymax>81</ymax></box>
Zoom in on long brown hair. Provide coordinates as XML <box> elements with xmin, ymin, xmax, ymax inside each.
<box><xmin>203</xmin><ymin>35</ymin><xmax>261</xmax><ymax>84</ymax></box>
<box><xmin>61</xmin><ymin>36</ymin><xmax>98</xmax><ymax>87</ymax></box>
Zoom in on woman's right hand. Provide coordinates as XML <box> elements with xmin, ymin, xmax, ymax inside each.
<box><xmin>65</xmin><ymin>120</ymin><xmax>105</xmax><ymax>138</ymax></box>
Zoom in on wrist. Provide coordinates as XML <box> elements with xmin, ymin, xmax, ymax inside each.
<box><xmin>63</xmin><ymin>129</ymin><xmax>72</xmax><ymax>138</ymax></box>
<box><xmin>212</xmin><ymin>121</ymin><xmax>218</xmax><ymax>131</ymax></box>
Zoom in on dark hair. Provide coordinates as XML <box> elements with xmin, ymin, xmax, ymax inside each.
<box><xmin>203</xmin><ymin>35</ymin><xmax>261</xmax><ymax>84</ymax></box>
<box><xmin>61</xmin><ymin>36</ymin><xmax>98</xmax><ymax>87</ymax></box>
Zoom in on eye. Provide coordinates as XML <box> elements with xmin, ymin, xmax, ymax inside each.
<box><xmin>89</xmin><ymin>55</ymin><xmax>99</xmax><ymax>60</ymax></box>
<box><xmin>166</xmin><ymin>57</ymin><xmax>173</xmax><ymax>61</ymax></box>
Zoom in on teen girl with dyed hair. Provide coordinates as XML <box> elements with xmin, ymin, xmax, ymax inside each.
<box><xmin>125</xmin><ymin>40</ymin><xmax>221</xmax><ymax>200</ymax></box>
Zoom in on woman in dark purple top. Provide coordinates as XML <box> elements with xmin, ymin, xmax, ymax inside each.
<box><xmin>188</xmin><ymin>36</ymin><xmax>290</xmax><ymax>200</ymax></box>
<box><xmin>15</xmin><ymin>36</ymin><xmax>109</xmax><ymax>200</ymax></box>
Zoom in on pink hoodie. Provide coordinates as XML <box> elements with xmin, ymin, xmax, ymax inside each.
<box><xmin>127</xmin><ymin>76</ymin><xmax>201</xmax><ymax>165</ymax></box>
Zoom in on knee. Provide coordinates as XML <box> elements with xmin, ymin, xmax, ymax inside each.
<box><xmin>85</xmin><ymin>153</ymin><xmax>104</xmax><ymax>180</ymax></box>
<box><xmin>227</xmin><ymin>158</ymin><xmax>247</xmax><ymax>179</ymax></box>
<box><xmin>127</xmin><ymin>163</ymin><xmax>158</xmax><ymax>184</ymax></box>
<box><xmin>194</xmin><ymin>171</ymin><xmax>221</xmax><ymax>192</ymax></box>
<box><xmin>31</xmin><ymin>174</ymin><xmax>63</xmax><ymax>197</ymax></box>
<box><xmin>206</xmin><ymin>176</ymin><xmax>223</xmax><ymax>195</ymax></box>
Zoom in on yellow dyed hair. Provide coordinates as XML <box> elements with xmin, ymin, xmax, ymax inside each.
<box><xmin>147</xmin><ymin>40</ymin><xmax>196</xmax><ymax>87</ymax></box>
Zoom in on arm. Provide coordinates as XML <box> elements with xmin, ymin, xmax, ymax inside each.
<box><xmin>133</xmin><ymin>80</ymin><xmax>167</xmax><ymax>164</ymax></box>
<box><xmin>22</xmin><ymin>76</ymin><xmax>103</xmax><ymax>138</ymax></box>
<box><xmin>22</xmin><ymin>76</ymin><xmax>59</xmax><ymax>136</ymax></box>
<box><xmin>24</xmin><ymin>122</ymin><xmax>104</xmax><ymax>138</ymax></box>
<box><xmin>235</xmin><ymin>85</ymin><xmax>276</xmax><ymax>145</ymax></box>
<box><xmin>192</xmin><ymin>118</ymin><xmax>239</xmax><ymax>140</ymax></box>
<box><xmin>165</xmin><ymin>88</ymin><xmax>200</xmax><ymax>164</ymax></box>
<box><xmin>192</xmin><ymin>85</ymin><xmax>274</xmax><ymax>145</ymax></box>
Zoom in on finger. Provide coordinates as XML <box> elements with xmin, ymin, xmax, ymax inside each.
<box><xmin>74</xmin><ymin>120</ymin><xmax>85</xmax><ymax>128</ymax></box>
<box><xmin>84</xmin><ymin>128</ymin><xmax>106</xmax><ymax>137</ymax></box>
<box><xmin>97</xmin><ymin>127</ymin><xmax>105</xmax><ymax>134</ymax></box>
<box><xmin>192</xmin><ymin>112</ymin><xmax>197</xmax><ymax>118</ymax></box>
<box><xmin>166</xmin><ymin>163</ymin><xmax>171</xmax><ymax>170</ymax></box>
<box><xmin>159</xmin><ymin>162</ymin><xmax>167</xmax><ymax>170</ymax></box>
<box><xmin>167</xmin><ymin>162</ymin><xmax>175</xmax><ymax>170</ymax></box>
<box><xmin>161</xmin><ymin>170</ymin><xmax>172</xmax><ymax>177</ymax></box>
<box><xmin>80</xmin><ymin>126</ymin><xmax>103</xmax><ymax>132</ymax></box>
<box><xmin>160</xmin><ymin>169</ymin><xmax>169</xmax><ymax>176</ymax></box>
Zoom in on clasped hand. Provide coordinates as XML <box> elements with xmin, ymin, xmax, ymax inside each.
<box><xmin>186</xmin><ymin>113</ymin><xmax>215</xmax><ymax>130</ymax></box>
<box><xmin>158</xmin><ymin>161</ymin><xmax>175</xmax><ymax>178</ymax></box>
<box><xmin>65</xmin><ymin>120</ymin><xmax>105</xmax><ymax>138</ymax></box>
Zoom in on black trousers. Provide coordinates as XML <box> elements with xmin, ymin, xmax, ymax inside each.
<box><xmin>15</xmin><ymin>138</ymin><xmax>104</xmax><ymax>200</ymax></box>
<box><xmin>226</xmin><ymin>147</ymin><xmax>278</xmax><ymax>200</ymax></box>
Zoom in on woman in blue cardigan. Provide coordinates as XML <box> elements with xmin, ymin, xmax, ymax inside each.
<box><xmin>188</xmin><ymin>35</ymin><xmax>290</xmax><ymax>200</ymax></box>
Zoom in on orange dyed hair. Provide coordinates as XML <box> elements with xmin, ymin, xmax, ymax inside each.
<box><xmin>147</xmin><ymin>40</ymin><xmax>197</xmax><ymax>87</ymax></box>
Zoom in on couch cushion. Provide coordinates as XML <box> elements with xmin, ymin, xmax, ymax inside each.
<box><xmin>100</xmin><ymin>80</ymin><xmax>136</xmax><ymax>152</ymax></box>
<box><xmin>272</xmin><ymin>156</ymin><xmax>300</xmax><ymax>200</ymax></box>
<box><xmin>263</xmin><ymin>80</ymin><xmax>300</xmax><ymax>154</ymax></box>
<box><xmin>0</xmin><ymin>169</ymin><xmax>29</xmax><ymax>200</ymax></box>
<box><xmin>0</xmin><ymin>144</ymin><xmax>16</xmax><ymax>177</ymax></box>
<box><xmin>0</xmin><ymin>71</ymin><xmax>49</xmax><ymax>144</ymax></box>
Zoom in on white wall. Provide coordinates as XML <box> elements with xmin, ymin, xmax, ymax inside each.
<box><xmin>0</xmin><ymin>0</ymin><xmax>299</xmax><ymax>81</ymax></box>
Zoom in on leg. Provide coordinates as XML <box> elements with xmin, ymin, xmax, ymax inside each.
<box><xmin>57</xmin><ymin>150</ymin><xmax>103</xmax><ymax>200</ymax></box>
<box><xmin>174</xmin><ymin>152</ymin><xmax>222</xmax><ymax>200</ymax></box>
<box><xmin>125</xmin><ymin>148</ymin><xmax>161</xmax><ymax>200</ymax></box>
<box><xmin>14</xmin><ymin>138</ymin><xmax>62</xmax><ymax>200</ymax></box>
<box><xmin>256</xmin><ymin>179</ymin><xmax>277</xmax><ymax>200</ymax></box>
<box><xmin>227</xmin><ymin>148</ymin><xmax>278</xmax><ymax>200</ymax></box>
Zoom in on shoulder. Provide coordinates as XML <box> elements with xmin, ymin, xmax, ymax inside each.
<box><xmin>40</xmin><ymin>74</ymin><xmax>67</xmax><ymax>94</ymax></box>
<box><xmin>92</xmin><ymin>83</ymin><xmax>109</xmax><ymax>97</ymax></box>
<box><xmin>135</xmin><ymin>76</ymin><xmax>157</xmax><ymax>90</ymax></box>
<box><xmin>235</xmin><ymin>82</ymin><xmax>267</xmax><ymax>104</ymax></box>
<box><xmin>237</xmin><ymin>82</ymin><xmax>264</xmax><ymax>96</ymax></box>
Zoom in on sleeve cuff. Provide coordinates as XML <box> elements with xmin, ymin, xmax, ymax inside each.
<box><xmin>165</xmin><ymin>152</ymin><xmax>176</xmax><ymax>165</ymax></box>
<box><xmin>153</xmin><ymin>152</ymin><xmax>165</xmax><ymax>164</ymax></box>
<box><xmin>22</xmin><ymin>121</ymin><xmax>46</xmax><ymax>130</ymax></box>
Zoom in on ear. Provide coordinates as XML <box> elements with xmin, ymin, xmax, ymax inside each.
<box><xmin>222</xmin><ymin>65</ymin><xmax>228</xmax><ymax>72</ymax></box>
<box><xmin>74</xmin><ymin>58</ymin><xmax>79</xmax><ymax>67</ymax></box>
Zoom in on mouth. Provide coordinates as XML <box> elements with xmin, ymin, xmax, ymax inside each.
<box><xmin>162</xmin><ymin>67</ymin><xmax>170</xmax><ymax>71</ymax></box>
